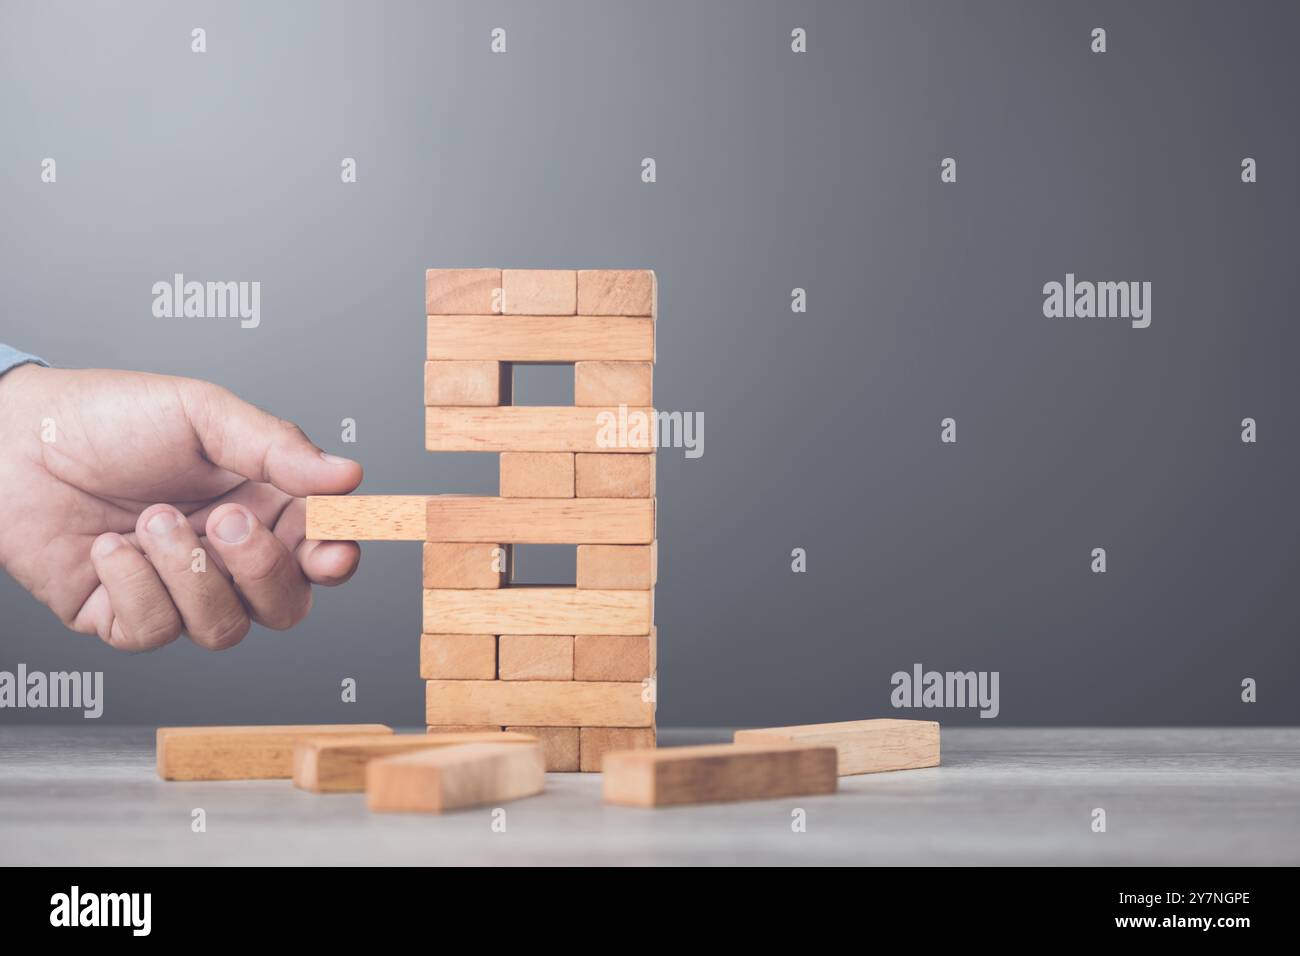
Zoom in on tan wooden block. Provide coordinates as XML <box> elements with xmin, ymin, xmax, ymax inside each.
<box><xmin>425</xmin><ymin>268</ymin><xmax>501</xmax><ymax>314</ymax></box>
<box><xmin>574</xmin><ymin>361</ymin><xmax>653</xmax><ymax>406</ymax></box>
<box><xmin>426</xmin><ymin>497</ymin><xmax>654</xmax><ymax>544</ymax></box>
<box><xmin>602</xmin><ymin>743</ymin><xmax>837</xmax><ymax>808</ymax></box>
<box><xmin>427</xmin><ymin>725</ymin><xmax>503</xmax><ymax>734</ymax></box>
<box><xmin>574</xmin><ymin>633</ymin><xmax>652</xmax><ymax>682</ymax></box>
<box><xmin>422</xmin><ymin>542</ymin><xmax>506</xmax><ymax>588</ymax></box>
<box><xmin>423</xmin><ymin>361</ymin><xmax>508</xmax><ymax>406</ymax></box>
<box><xmin>419</xmin><ymin>633</ymin><xmax>497</xmax><ymax>680</ymax></box>
<box><xmin>156</xmin><ymin>724</ymin><xmax>393</xmax><ymax>781</ymax></box>
<box><xmin>366</xmin><ymin>742</ymin><xmax>545</xmax><ymax>813</ymax></box>
<box><xmin>500</xmin><ymin>452</ymin><xmax>574</xmax><ymax>498</ymax></box>
<box><xmin>577</xmin><ymin>270</ymin><xmax>655</xmax><ymax>317</ymax></box>
<box><xmin>293</xmin><ymin>731</ymin><xmax>534</xmax><ymax>793</ymax></box>
<box><xmin>576</xmin><ymin>542</ymin><xmax>657</xmax><ymax>589</ymax></box>
<box><xmin>427</xmin><ymin>406</ymin><xmax>655</xmax><ymax>454</ymax></box>
<box><xmin>575</xmin><ymin>453</ymin><xmax>655</xmax><ymax>498</ymax></box>
<box><xmin>427</xmin><ymin>315</ymin><xmax>653</xmax><ymax>362</ymax></box>
<box><xmin>733</xmin><ymin>719</ymin><xmax>940</xmax><ymax>776</ymax></box>
<box><xmin>306</xmin><ymin>496</ymin><xmax>428</xmax><ymax>541</ymax></box>
<box><xmin>426</xmin><ymin>680</ymin><xmax>654</xmax><ymax>727</ymax></box>
<box><xmin>505</xmin><ymin>726</ymin><xmax>580</xmax><ymax>772</ymax></box>
<box><xmin>502</xmin><ymin>269</ymin><xmax>576</xmax><ymax>315</ymax></box>
<box><xmin>424</xmin><ymin>588</ymin><xmax>651</xmax><ymax>635</ymax></box>
<box><xmin>499</xmin><ymin>634</ymin><xmax>574</xmax><ymax>681</ymax></box>
<box><xmin>579</xmin><ymin>727</ymin><xmax>656</xmax><ymax>772</ymax></box>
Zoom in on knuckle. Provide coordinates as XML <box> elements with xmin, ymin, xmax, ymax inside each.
<box><xmin>192</xmin><ymin>610</ymin><xmax>250</xmax><ymax>651</ymax></box>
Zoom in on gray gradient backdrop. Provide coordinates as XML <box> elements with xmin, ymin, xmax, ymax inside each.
<box><xmin>1</xmin><ymin>0</ymin><xmax>1297</xmax><ymax>726</ymax></box>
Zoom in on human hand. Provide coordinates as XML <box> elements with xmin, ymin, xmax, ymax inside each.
<box><xmin>0</xmin><ymin>365</ymin><xmax>363</xmax><ymax>651</ymax></box>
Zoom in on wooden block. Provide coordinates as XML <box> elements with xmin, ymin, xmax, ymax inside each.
<box><xmin>574</xmin><ymin>361</ymin><xmax>653</xmax><ymax>406</ymax></box>
<box><xmin>574</xmin><ymin>633</ymin><xmax>652</xmax><ymax>682</ymax></box>
<box><xmin>156</xmin><ymin>724</ymin><xmax>392</xmax><ymax>781</ymax></box>
<box><xmin>419</xmin><ymin>633</ymin><xmax>497</xmax><ymax>679</ymax></box>
<box><xmin>426</xmin><ymin>497</ymin><xmax>654</xmax><ymax>544</ymax></box>
<box><xmin>576</xmin><ymin>543</ymin><xmax>657</xmax><ymax>589</ymax></box>
<box><xmin>427</xmin><ymin>315</ymin><xmax>653</xmax><ymax>362</ymax></box>
<box><xmin>499</xmin><ymin>634</ymin><xmax>574</xmax><ymax>681</ymax></box>
<box><xmin>575</xmin><ymin>453</ymin><xmax>655</xmax><ymax>498</ymax></box>
<box><xmin>427</xmin><ymin>407</ymin><xmax>655</xmax><ymax>454</ymax></box>
<box><xmin>602</xmin><ymin>743</ymin><xmax>837</xmax><ymax>808</ymax></box>
<box><xmin>426</xmin><ymin>680</ymin><xmax>653</xmax><ymax>727</ymax></box>
<box><xmin>427</xmin><ymin>725</ymin><xmax>503</xmax><ymax>734</ymax></box>
<box><xmin>422</xmin><ymin>542</ymin><xmax>506</xmax><ymax>589</ymax></box>
<box><xmin>424</xmin><ymin>588</ymin><xmax>651</xmax><ymax>635</ymax></box>
<box><xmin>423</xmin><ymin>361</ymin><xmax>508</xmax><ymax>406</ymax></box>
<box><xmin>306</xmin><ymin>495</ymin><xmax>428</xmax><ymax>541</ymax></box>
<box><xmin>733</xmin><ymin>719</ymin><xmax>941</xmax><ymax>776</ymax></box>
<box><xmin>425</xmin><ymin>268</ymin><xmax>501</xmax><ymax>315</ymax></box>
<box><xmin>577</xmin><ymin>270</ymin><xmax>655</xmax><ymax>317</ymax></box>
<box><xmin>293</xmin><ymin>731</ymin><xmax>534</xmax><ymax>793</ymax></box>
<box><xmin>502</xmin><ymin>269</ymin><xmax>576</xmax><ymax>315</ymax></box>
<box><xmin>580</xmin><ymin>727</ymin><xmax>655</xmax><ymax>772</ymax></box>
<box><xmin>505</xmin><ymin>726</ymin><xmax>580</xmax><ymax>772</ymax></box>
<box><xmin>500</xmin><ymin>452</ymin><xmax>574</xmax><ymax>498</ymax></box>
<box><xmin>366</xmin><ymin>742</ymin><xmax>545</xmax><ymax>813</ymax></box>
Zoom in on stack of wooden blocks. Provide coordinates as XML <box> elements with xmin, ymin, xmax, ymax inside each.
<box><xmin>307</xmin><ymin>268</ymin><xmax>658</xmax><ymax>772</ymax></box>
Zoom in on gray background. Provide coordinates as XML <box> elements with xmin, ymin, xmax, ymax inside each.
<box><xmin>1</xmin><ymin>0</ymin><xmax>1296</xmax><ymax>727</ymax></box>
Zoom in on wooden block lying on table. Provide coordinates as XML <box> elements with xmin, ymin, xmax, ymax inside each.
<box><xmin>575</xmin><ymin>453</ymin><xmax>655</xmax><ymax>497</ymax></box>
<box><xmin>502</xmin><ymin>269</ymin><xmax>576</xmax><ymax>315</ymax></box>
<box><xmin>500</xmin><ymin>452</ymin><xmax>574</xmax><ymax>498</ymax></box>
<box><xmin>426</xmin><ymin>497</ymin><xmax>654</xmax><ymax>544</ymax></box>
<box><xmin>427</xmin><ymin>316</ymin><xmax>653</xmax><ymax>362</ymax></box>
<box><xmin>427</xmin><ymin>407</ymin><xmax>655</xmax><ymax>454</ymax></box>
<box><xmin>498</xmin><ymin>634</ymin><xmax>574</xmax><ymax>680</ymax></box>
<box><xmin>428</xmin><ymin>725</ymin><xmax>502</xmax><ymax>734</ymax></box>
<box><xmin>422</xmin><ymin>542</ymin><xmax>505</xmax><ymax>588</ymax></box>
<box><xmin>366</xmin><ymin>742</ymin><xmax>546</xmax><ymax>813</ymax></box>
<box><xmin>156</xmin><ymin>724</ymin><xmax>392</xmax><ymax>781</ymax></box>
<box><xmin>733</xmin><ymin>719</ymin><xmax>940</xmax><ymax>776</ymax></box>
<box><xmin>426</xmin><ymin>680</ymin><xmax>654</xmax><ymax>727</ymax></box>
<box><xmin>424</xmin><ymin>587</ymin><xmax>651</xmax><ymax>635</ymax></box>
<box><xmin>576</xmin><ymin>270</ymin><xmax>656</xmax><ymax>317</ymax></box>
<box><xmin>574</xmin><ymin>632</ymin><xmax>654</xmax><ymax>682</ymax></box>
<box><xmin>576</xmin><ymin>543</ymin><xmax>657</xmax><ymax>589</ymax></box>
<box><xmin>294</xmin><ymin>731</ymin><xmax>535</xmax><ymax>793</ymax></box>
<box><xmin>419</xmin><ymin>633</ymin><xmax>497</xmax><ymax>679</ymax></box>
<box><xmin>424</xmin><ymin>361</ymin><xmax>508</xmax><ymax>406</ymax></box>
<box><xmin>574</xmin><ymin>361</ymin><xmax>653</xmax><ymax>406</ymax></box>
<box><xmin>505</xmin><ymin>726</ymin><xmax>580</xmax><ymax>772</ymax></box>
<box><xmin>425</xmin><ymin>268</ymin><xmax>501</xmax><ymax>315</ymax></box>
<box><xmin>306</xmin><ymin>495</ymin><xmax>428</xmax><ymax>541</ymax></box>
<box><xmin>580</xmin><ymin>727</ymin><xmax>656</xmax><ymax>772</ymax></box>
<box><xmin>602</xmin><ymin>743</ymin><xmax>837</xmax><ymax>807</ymax></box>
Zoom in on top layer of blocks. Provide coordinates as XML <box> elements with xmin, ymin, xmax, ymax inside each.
<box><xmin>425</xmin><ymin>269</ymin><xmax>656</xmax><ymax>318</ymax></box>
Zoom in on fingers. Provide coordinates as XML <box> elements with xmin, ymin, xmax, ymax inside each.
<box><xmin>136</xmin><ymin>505</ymin><xmax>250</xmax><ymax>651</ymax></box>
<box><xmin>275</xmin><ymin>498</ymin><xmax>361</xmax><ymax>586</ymax></box>
<box><xmin>205</xmin><ymin>503</ymin><xmax>312</xmax><ymax>629</ymax></box>
<box><xmin>183</xmin><ymin>381</ymin><xmax>363</xmax><ymax>498</ymax></box>
<box><xmin>88</xmin><ymin>533</ymin><xmax>183</xmax><ymax>652</ymax></box>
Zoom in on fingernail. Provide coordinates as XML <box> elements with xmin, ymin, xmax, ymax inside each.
<box><xmin>146</xmin><ymin>510</ymin><xmax>180</xmax><ymax>536</ymax></box>
<box><xmin>92</xmin><ymin>534</ymin><xmax>123</xmax><ymax>558</ymax></box>
<box><xmin>214</xmin><ymin>508</ymin><xmax>251</xmax><ymax>544</ymax></box>
<box><xmin>320</xmin><ymin>452</ymin><xmax>353</xmax><ymax>465</ymax></box>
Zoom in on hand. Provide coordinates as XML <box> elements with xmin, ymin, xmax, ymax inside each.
<box><xmin>0</xmin><ymin>365</ymin><xmax>363</xmax><ymax>652</ymax></box>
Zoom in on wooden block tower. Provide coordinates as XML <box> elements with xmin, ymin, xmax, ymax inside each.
<box><xmin>307</xmin><ymin>268</ymin><xmax>658</xmax><ymax>772</ymax></box>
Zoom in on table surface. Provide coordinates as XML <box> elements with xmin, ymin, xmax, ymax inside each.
<box><xmin>1</xmin><ymin>726</ymin><xmax>1297</xmax><ymax>866</ymax></box>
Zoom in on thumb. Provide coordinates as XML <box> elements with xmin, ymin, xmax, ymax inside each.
<box><xmin>184</xmin><ymin>381</ymin><xmax>363</xmax><ymax>497</ymax></box>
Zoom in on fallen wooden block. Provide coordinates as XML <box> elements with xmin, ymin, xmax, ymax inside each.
<box><xmin>366</xmin><ymin>742</ymin><xmax>546</xmax><ymax>813</ymax></box>
<box><xmin>427</xmin><ymin>406</ymin><xmax>656</xmax><ymax>454</ymax></box>
<box><xmin>501</xmin><ymin>269</ymin><xmax>577</xmax><ymax>315</ymax></box>
<box><xmin>427</xmin><ymin>315</ymin><xmax>653</xmax><ymax>362</ymax></box>
<box><xmin>579</xmin><ymin>726</ymin><xmax>655</xmax><ymax>773</ymax></box>
<box><xmin>504</xmin><ymin>726</ymin><xmax>580</xmax><ymax>772</ymax></box>
<box><xmin>733</xmin><ymin>719</ymin><xmax>940</xmax><ymax>776</ymax></box>
<box><xmin>602</xmin><ymin>743</ymin><xmax>837</xmax><ymax>807</ymax></box>
<box><xmin>419</xmin><ymin>633</ymin><xmax>498</xmax><ymax>680</ymax></box>
<box><xmin>574</xmin><ymin>361</ymin><xmax>654</xmax><ymax>406</ymax></box>
<box><xmin>576</xmin><ymin>543</ymin><xmax>657</xmax><ymax>589</ymax></box>
<box><xmin>574</xmin><ymin>632</ymin><xmax>654</xmax><ymax>682</ymax></box>
<box><xmin>426</xmin><ymin>497</ymin><xmax>654</xmax><ymax>544</ymax></box>
<box><xmin>426</xmin><ymin>679</ymin><xmax>653</xmax><ymax>727</ymax></box>
<box><xmin>293</xmin><ymin>731</ymin><xmax>534</xmax><ymax>793</ymax></box>
<box><xmin>424</xmin><ymin>360</ymin><xmax>509</xmax><ymax>406</ymax></box>
<box><xmin>427</xmin><ymin>725</ymin><xmax>503</xmax><ymax>734</ymax></box>
<box><xmin>575</xmin><ymin>453</ymin><xmax>655</xmax><ymax>498</ymax></box>
<box><xmin>498</xmin><ymin>634</ymin><xmax>574</xmax><ymax>680</ymax></box>
<box><xmin>424</xmin><ymin>587</ymin><xmax>651</xmax><ymax>635</ymax></box>
<box><xmin>576</xmin><ymin>270</ymin><xmax>656</xmax><ymax>317</ymax></box>
<box><xmin>425</xmin><ymin>268</ymin><xmax>501</xmax><ymax>315</ymax></box>
<box><xmin>156</xmin><ymin>724</ymin><xmax>393</xmax><ymax>781</ymax></box>
<box><xmin>306</xmin><ymin>495</ymin><xmax>429</xmax><ymax>541</ymax></box>
<box><xmin>499</xmin><ymin>452</ymin><xmax>574</xmax><ymax>498</ymax></box>
<box><xmin>422</xmin><ymin>542</ymin><xmax>506</xmax><ymax>589</ymax></box>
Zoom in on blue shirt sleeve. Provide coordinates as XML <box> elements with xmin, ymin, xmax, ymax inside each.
<box><xmin>0</xmin><ymin>345</ymin><xmax>49</xmax><ymax>376</ymax></box>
